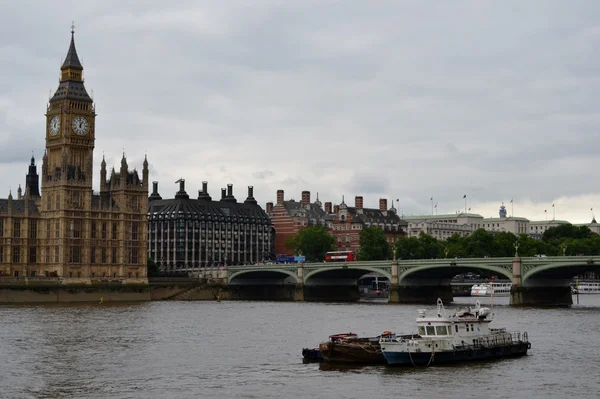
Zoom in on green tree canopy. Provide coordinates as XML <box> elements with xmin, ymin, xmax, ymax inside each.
<box><xmin>543</xmin><ymin>224</ymin><xmax>593</xmax><ymax>242</ymax></box>
<box><xmin>285</xmin><ymin>226</ymin><xmax>336</xmax><ymax>262</ymax></box>
<box><xmin>358</xmin><ymin>226</ymin><xmax>391</xmax><ymax>261</ymax></box>
<box><xmin>147</xmin><ymin>258</ymin><xmax>160</xmax><ymax>277</ymax></box>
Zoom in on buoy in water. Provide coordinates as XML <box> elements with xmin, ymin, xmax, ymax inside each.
<box><xmin>99</xmin><ymin>297</ymin><xmax>104</xmax><ymax>304</ymax></box>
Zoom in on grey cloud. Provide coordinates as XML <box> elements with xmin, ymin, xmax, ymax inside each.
<box><xmin>1</xmin><ymin>1</ymin><xmax>600</xmax><ymax>222</ymax></box>
<box><xmin>252</xmin><ymin>170</ymin><xmax>275</xmax><ymax>180</ymax></box>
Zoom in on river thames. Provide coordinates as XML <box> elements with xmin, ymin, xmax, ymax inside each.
<box><xmin>1</xmin><ymin>295</ymin><xmax>599</xmax><ymax>399</ymax></box>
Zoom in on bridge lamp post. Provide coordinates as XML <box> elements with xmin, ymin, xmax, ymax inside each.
<box><xmin>561</xmin><ymin>244</ymin><xmax>567</xmax><ymax>256</ymax></box>
<box><xmin>514</xmin><ymin>241</ymin><xmax>520</xmax><ymax>257</ymax></box>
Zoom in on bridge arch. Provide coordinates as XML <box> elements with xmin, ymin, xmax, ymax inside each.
<box><xmin>303</xmin><ymin>264</ymin><xmax>392</xmax><ymax>284</ymax></box>
<box><xmin>228</xmin><ymin>269</ymin><xmax>298</xmax><ymax>284</ymax></box>
<box><xmin>398</xmin><ymin>263</ymin><xmax>512</xmax><ymax>284</ymax></box>
<box><xmin>522</xmin><ymin>259</ymin><xmax>599</xmax><ymax>284</ymax></box>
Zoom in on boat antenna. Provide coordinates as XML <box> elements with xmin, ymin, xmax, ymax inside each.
<box><xmin>436</xmin><ymin>298</ymin><xmax>446</xmax><ymax>317</ymax></box>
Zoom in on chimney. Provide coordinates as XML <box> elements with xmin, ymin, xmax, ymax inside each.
<box><xmin>276</xmin><ymin>189</ymin><xmax>284</xmax><ymax>204</ymax></box>
<box><xmin>175</xmin><ymin>178</ymin><xmax>189</xmax><ymax>200</ymax></box>
<box><xmin>355</xmin><ymin>196</ymin><xmax>363</xmax><ymax>209</ymax></box>
<box><xmin>244</xmin><ymin>185</ymin><xmax>257</xmax><ymax>205</ymax></box>
<box><xmin>221</xmin><ymin>188</ymin><xmax>226</xmax><ymax>200</ymax></box>
<box><xmin>149</xmin><ymin>181</ymin><xmax>163</xmax><ymax>201</ymax></box>
<box><xmin>301</xmin><ymin>190</ymin><xmax>310</xmax><ymax>205</ymax></box>
<box><xmin>325</xmin><ymin>202</ymin><xmax>332</xmax><ymax>214</ymax></box>
<box><xmin>227</xmin><ymin>184</ymin><xmax>233</xmax><ymax>198</ymax></box>
<box><xmin>334</xmin><ymin>205</ymin><xmax>340</xmax><ymax>214</ymax></box>
<box><xmin>266</xmin><ymin>202</ymin><xmax>273</xmax><ymax>213</ymax></box>
<box><xmin>379</xmin><ymin>198</ymin><xmax>387</xmax><ymax>211</ymax></box>
<box><xmin>198</xmin><ymin>181</ymin><xmax>211</xmax><ymax>201</ymax></box>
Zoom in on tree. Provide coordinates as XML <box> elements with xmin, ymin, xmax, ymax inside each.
<box><xmin>418</xmin><ymin>233</ymin><xmax>445</xmax><ymax>259</ymax></box>
<box><xmin>285</xmin><ymin>226</ymin><xmax>335</xmax><ymax>262</ymax></box>
<box><xmin>394</xmin><ymin>236</ymin><xmax>421</xmax><ymax>260</ymax></box>
<box><xmin>358</xmin><ymin>226</ymin><xmax>391</xmax><ymax>261</ymax></box>
<box><xmin>491</xmin><ymin>232</ymin><xmax>517</xmax><ymax>257</ymax></box>
<box><xmin>147</xmin><ymin>258</ymin><xmax>160</xmax><ymax>277</ymax></box>
<box><xmin>465</xmin><ymin>229</ymin><xmax>494</xmax><ymax>257</ymax></box>
<box><xmin>543</xmin><ymin>225</ymin><xmax>593</xmax><ymax>242</ymax></box>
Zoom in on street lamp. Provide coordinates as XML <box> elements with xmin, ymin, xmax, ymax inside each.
<box><xmin>561</xmin><ymin>244</ymin><xmax>568</xmax><ymax>256</ymax></box>
<box><xmin>514</xmin><ymin>241</ymin><xmax>520</xmax><ymax>257</ymax></box>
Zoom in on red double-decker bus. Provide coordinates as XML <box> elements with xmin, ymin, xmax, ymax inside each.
<box><xmin>324</xmin><ymin>251</ymin><xmax>356</xmax><ymax>262</ymax></box>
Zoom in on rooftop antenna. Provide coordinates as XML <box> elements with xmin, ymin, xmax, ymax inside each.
<box><xmin>71</xmin><ymin>21</ymin><xmax>75</xmax><ymax>34</ymax></box>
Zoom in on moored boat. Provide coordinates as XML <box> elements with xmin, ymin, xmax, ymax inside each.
<box><xmin>571</xmin><ymin>281</ymin><xmax>600</xmax><ymax>294</ymax></box>
<box><xmin>470</xmin><ymin>281</ymin><xmax>512</xmax><ymax>297</ymax></box>
<box><xmin>380</xmin><ymin>298</ymin><xmax>530</xmax><ymax>366</ymax></box>
<box><xmin>302</xmin><ymin>347</ymin><xmax>323</xmax><ymax>362</ymax></box>
<box><xmin>319</xmin><ymin>333</ymin><xmax>386</xmax><ymax>364</ymax></box>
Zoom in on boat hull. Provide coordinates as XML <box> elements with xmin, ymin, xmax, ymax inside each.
<box><xmin>319</xmin><ymin>341</ymin><xmax>386</xmax><ymax>364</ymax></box>
<box><xmin>383</xmin><ymin>342</ymin><xmax>530</xmax><ymax>366</ymax></box>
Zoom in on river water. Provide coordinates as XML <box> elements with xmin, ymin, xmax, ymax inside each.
<box><xmin>1</xmin><ymin>295</ymin><xmax>599</xmax><ymax>399</ymax></box>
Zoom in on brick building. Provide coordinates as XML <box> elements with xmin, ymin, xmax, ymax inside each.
<box><xmin>267</xmin><ymin>190</ymin><xmax>407</xmax><ymax>257</ymax></box>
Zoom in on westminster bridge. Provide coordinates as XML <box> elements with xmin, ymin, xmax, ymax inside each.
<box><xmin>184</xmin><ymin>256</ymin><xmax>600</xmax><ymax>306</ymax></box>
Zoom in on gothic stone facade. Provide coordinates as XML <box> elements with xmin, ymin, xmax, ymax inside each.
<box><xmin>148</xmin><ymin>181</ymin><xmax>274</xmax><ymax>269</ymax></box>
<box><xmin>0</xmin><ymin>30</ymin><xmax>148</xmax><ymax>283</ymax></box>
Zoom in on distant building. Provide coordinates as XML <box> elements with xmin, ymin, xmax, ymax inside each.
<box><xmin>574</xmin><ymin>218</ymin><xmax>600</xmax><ymax>234</ymax></box>
<box><xmin>267</xmin><ymin>190</ymin><xmax>406</xmax><ymax>256</ymax></box>
<box><xmin>327</xmin><ymin>196</ymin><xmax>406</xmax><ymax>252</ymax></box>
<box><xmin>481</xmin><ymin>204</ymin><xmax>530</xmax><ymax>235</ymax></box>
<box><xmin>147</xmin><ymin>180</ymin><xmax>273</xmax><ymax>270</ymax></box>
<box><xmin>403</xmin><ymin>213</ymin><xmax>483</xmax><ymax>240</ymax></box>
<box><xmin>529</xmin><ymin>219</ymin><xmax>571</xmax><ymax>239</ymax></box>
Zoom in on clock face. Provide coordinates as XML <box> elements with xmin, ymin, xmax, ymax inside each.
<box><xmin>49</xmin><ymin>115</ymin><xmax>60</xmax><ymax>136</ymax></box>
<box><xmin>72</xmin><ymin>116</ymin><xmax>89</xmax><ymax>136</ymax></box>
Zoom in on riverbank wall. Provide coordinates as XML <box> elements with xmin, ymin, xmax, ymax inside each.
<box><xmin>0</xmin><ymin>277</ymin><xmax>230</xmax><ymax>304</ymax></box>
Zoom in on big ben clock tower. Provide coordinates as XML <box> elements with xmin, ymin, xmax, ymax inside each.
<box><xmin>43</xmin><ymin>23</ymin><xmax>95</xmax><ymax>197</ymax></box>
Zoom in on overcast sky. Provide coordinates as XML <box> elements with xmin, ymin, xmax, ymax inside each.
<box><xmin>1</xmin><ymin>1</ymin><xmax>599</xmax><ymax>223</ymax></box>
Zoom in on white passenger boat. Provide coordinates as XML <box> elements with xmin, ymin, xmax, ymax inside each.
<box><xmin>572</xmin><ymin>282</ymin><xmax>600</xmax><ymax>294</ymax></box>
<box><xmin>470</xmin><ymin>281</ymin><xmax>512</xmax><ymax>297</ymax></box>
<box><xmin>379</xmin><ymin>299</ymin><xmax>530</xmax><ymax>366</ymax></box>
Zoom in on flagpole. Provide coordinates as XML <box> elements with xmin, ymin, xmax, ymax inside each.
<box><xmin>553</xmin><ymin>204</ymin><xmax>555</xmax><ymax>220</ymax></box>
<box><xmin>464</xmin><ymin>195</ymin><xmax>467</xmax><ymax>214</ymax></box>
<box><xmin>511</xmin><ymin>199</ymin><xmax>514</xmax><ymax>217</ymax></box>
<box><xmin>431</xmin><ymin>197</ymin><xmax>433</xmax><ymax>215</ymax></box>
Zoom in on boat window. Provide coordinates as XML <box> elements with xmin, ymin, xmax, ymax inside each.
<box><xmin>435</xmin><ymin>326</ymin><xmax>447</xmax><ymax>335</ymax></box>
<box><xmin>455</xmin><ymin>325</ymin><xmax>458</xmax><ymax>333</ymax></box>
<box><xmin>418</xmin><ymin>326</ymin><xmax>425</xmax><ymax>336</ymax></box>
<box><xmin>426</xmin><ymin>326</ymin><xmax>435</xmax><ymax>335</ymax></box>
<box><xmin>466</xmin><ymin>324</ymin><xmax>470</xmax><ymax>332</ymax></box>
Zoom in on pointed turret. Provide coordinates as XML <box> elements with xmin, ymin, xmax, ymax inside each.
<box><xmin>17</xmin><ymin>184</ymin><xmax>22</xmax><ymax>200</ymax></box>
<box><xmin>100</xmin><ymin>155</ymin><xmax>107</xmax><ymax>192</ymax></box>
<box><xmin>142</xmin><ymin>154</ymin><xmax>149</xmax><ymax>190</ymax></box>
<box><xmin>61</xmin><ymin>23</ymin><xmax>83</xmax><ymax>71</ymax></box>
<box><xmin>51</xmin><ymin>23</ymin><xmax>92</xmax><ymax>103</ymax></box>
<box><xmin>25</xmin><ymin>154</ymin><xmax>40</xmax><ymax>197</ymax></box>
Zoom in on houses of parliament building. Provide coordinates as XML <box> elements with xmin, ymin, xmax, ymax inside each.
<box><xmin>0</xmin><ymin>28</ymin><xmax>149</xmax><ymax>282</ymax></box>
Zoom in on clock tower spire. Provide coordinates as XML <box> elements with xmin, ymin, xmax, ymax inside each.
<box><xmin>44</xmin><ymin>24</ymin><xmax>96</xmax><ymax>192</ymax></box>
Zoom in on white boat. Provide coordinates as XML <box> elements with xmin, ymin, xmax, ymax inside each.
<box><xmin>379</xmin><ymin>298</ymin><xmax>530</xmax><ymax>366</ymax></box>
<box><xmin>470</xmin><ymin>281</ymin><xmax>512</xmax><ymax>297</ymax></box>
<box><xmin>572</xmin><ymin>282</ymin><xmax>600</xmax><ymax>294</ymax></box>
